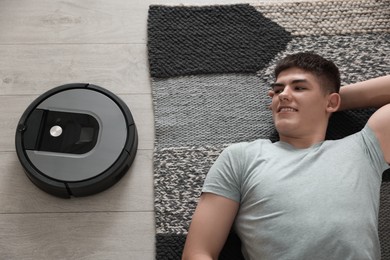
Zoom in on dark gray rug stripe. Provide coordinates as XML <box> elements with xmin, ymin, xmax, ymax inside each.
<box><xmin>380</xmin><ymin>183</ymin><xmax>390</xmax><ymax>259</ymax></box>
<box><xmin>148</xmin><ymin>4</ymin><xmax>291</xmax><ymax>78</ymax></box>
<box><xmin>156</xmin><ymin>233</ymin><xmax>245</xmax><ymax>260</ymax></box>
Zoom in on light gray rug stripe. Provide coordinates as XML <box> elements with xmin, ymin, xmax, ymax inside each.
<box><xmin>253</xmin><ymin>0</ymin><xmax>390</xmax><ymax>36</ymax></box>
<box><xmin>152</xmin><ymin>73</ymin><xmax>275</xmax><ymax>149</ymax></box>
<box><xmin>154</xmin><ymin>145</ymin><xmax>227</xmax><ymax>234</ymax></box>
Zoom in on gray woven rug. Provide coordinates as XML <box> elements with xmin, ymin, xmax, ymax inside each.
<box><xmin>147</xmin><ymin>1</ymin><xmax>390</xmax><ymax>259</ymax></box>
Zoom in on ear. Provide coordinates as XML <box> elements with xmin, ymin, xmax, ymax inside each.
<box><xmin>326</xmin><ymin>93</ymin><xmax>341</xmax><ymax>113</ymax></box>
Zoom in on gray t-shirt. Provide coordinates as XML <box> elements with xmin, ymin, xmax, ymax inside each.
<box><xmin>202</xmin><ymin>125</ymin><xmax>389</xmax><ymax>260</ymax></box>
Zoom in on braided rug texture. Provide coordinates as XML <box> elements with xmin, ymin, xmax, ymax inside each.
<box><xmin>147</xmin><ymin>1</ymin><xmax>390</xmax><ymax>259</ymax></box>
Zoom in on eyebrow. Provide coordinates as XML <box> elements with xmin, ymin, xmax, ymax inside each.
<box><xmin>270</xmin><ymin>79</ymin><xmax>309</xmax><ymax>89</ymax></box>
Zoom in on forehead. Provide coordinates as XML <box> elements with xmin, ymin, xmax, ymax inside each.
<box><xmin>275</xmin><ymin>67</ymin><xmax>320</xmax><ymax>86</ymax></box>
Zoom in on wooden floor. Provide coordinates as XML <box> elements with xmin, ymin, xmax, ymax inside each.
<box><xmin>0</xmin><ymin>0</ymin><xmax>326</xmax><ymax>259</ymax></box>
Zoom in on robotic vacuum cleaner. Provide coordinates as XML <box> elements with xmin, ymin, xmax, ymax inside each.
<box><xmin>15</xmin><ymin>83</ymin><xmax>138</xmax><ymax>198</ymax></box>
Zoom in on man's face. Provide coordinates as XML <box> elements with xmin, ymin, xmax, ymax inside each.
<box><xmin>269</xmin><ymin>67</ymin><xmax>331</xmax><ymax>140</ymax></box>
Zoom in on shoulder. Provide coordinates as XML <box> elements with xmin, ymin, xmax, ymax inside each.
<box><xmin>214</xmin><ymin>139</ymin><xmax>272</xmax><ymax>172</ymax></box>
<box><xmin>368</xmin><ymin>104</ymin><xmax>390</xmax><ymax>163</ymax></box>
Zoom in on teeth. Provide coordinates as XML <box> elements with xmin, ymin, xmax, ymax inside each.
<box><xmin>280</xmin><ymin>108</ymin><xmax>297</xmax><ymax>112</ymax></box>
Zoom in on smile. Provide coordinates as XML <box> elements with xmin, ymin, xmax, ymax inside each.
<box><xmin>278</xmin><ymin>107</ymin><xmax>298</xmax><ymax>112</ymax></box>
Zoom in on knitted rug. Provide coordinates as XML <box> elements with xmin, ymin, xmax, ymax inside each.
<box><xmin>147</xmin><ymin>1</ymin><xmax>390</xmax><ymax>259</ymax></box>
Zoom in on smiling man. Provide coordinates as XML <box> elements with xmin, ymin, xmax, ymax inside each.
<box><xmin>269</xmin><ymin>65</ymin><xmax>341</xmax><ymax>148</ymax></box>
<box><xmin>182</xmin><ymin>52</ymin><xmax>390</xmax><ymax>260</ymax></box>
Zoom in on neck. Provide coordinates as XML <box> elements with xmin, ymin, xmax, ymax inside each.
<box><xmin>279</xmin><ymin>133</ymin><xmax>326</xmax><ymax>149</ymax></box>
<box><xmin>277</xmin><ymin>117</ymin><xmax>330</xmax><ymax>149</ymax></box>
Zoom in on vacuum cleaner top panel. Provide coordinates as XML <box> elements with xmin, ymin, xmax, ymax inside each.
<box><xmin>24</xmin><ymin>88</ymin><xmax>128</xmax><ymax>182</ymax></box>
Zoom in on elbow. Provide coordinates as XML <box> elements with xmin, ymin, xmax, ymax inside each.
<box><xmin>182</xmin><ymin>247</ymin><xmax>216</xmax><ymax>260</ymax></box>
<box><xmin>182</xmin><ymin>253</ymin><xmax>216</xmax><ymax>260</ymax></box>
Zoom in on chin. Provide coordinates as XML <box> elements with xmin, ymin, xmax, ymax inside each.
<box><xmin>274</xmin><ymin>119</ymin><xmax>297</xmax><ymax>129</ymax></box>
<box><xmin>274</xmin><ymin>122</ymin><xmax>299</xmax><ymax>136</ymax></box>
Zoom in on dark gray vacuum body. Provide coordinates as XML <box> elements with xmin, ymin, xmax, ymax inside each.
<box><xmin>15</xmin><ymin>83</ymin><xmax>138</xmax><ymax>198</ymax></box>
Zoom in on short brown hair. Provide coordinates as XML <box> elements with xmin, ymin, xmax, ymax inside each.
<box><xmin>274</xmin><ymin>52</ymin><xmax>340</xmax><ymax>94</ymax></box>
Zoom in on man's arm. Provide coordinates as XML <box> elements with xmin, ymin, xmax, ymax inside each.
<box><xmin>339</xmin><ymin>75</ymin><xmax>390</xmax><ymax>163</ymax></box>
<box><xmin>338</xmin><ymin>75</ymin><xmax>390</xmax><ymax>111</ymax></box>
<box><xmin>368</xmin><ymin>104</ymin><xmax>390</xmax><ymax>163</ymax></box>
<box><xmin>182</xmin><ymin>192</ymin><xmax>239</xmax><ymax>260</ymax></box>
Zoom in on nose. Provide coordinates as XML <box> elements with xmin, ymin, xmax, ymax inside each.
<box><xmin>278</xmin><ymin>86</ymin><xmax>291</xmax><ymax>101</ymax></box>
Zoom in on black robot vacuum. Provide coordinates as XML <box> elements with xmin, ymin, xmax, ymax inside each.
<box><xmin>15</xmin><ymin>83</ymin><xmax>138</xmax><ymax>198</ymax></box>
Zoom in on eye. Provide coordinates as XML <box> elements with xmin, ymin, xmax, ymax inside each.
<box><xmin>273</xmin><ymin>86</ymin><xmax>284</xmax><ymax>94</ymax></box>
<box><xmin>294</xmin><ymin>86</ymin><xmax>306</xmax><ymax>91</ymax></box>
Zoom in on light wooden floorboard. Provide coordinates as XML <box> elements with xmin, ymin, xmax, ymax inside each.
<box><xmin>0</xmin><ymin>0</ymin><xmax>149</xmax><ymax>44</ymax></box>
<box><xmin>0</xmin><ymin>150</ymin><xmax>153</xmax><ymax>214</ymax></box>
<box><xmin>0</xmin><ymin>44</ymin><xmax>151</xmax><ymax>95</ymax></box>
<box><xmin>1</xmin><ymin>0</ymin><xmax>156</xmax><ymax>258</ymax></box>
<box><xmin>0</xmin><ymin>212</ymin><xmax>155</xmax><ymax>260</ymax></box>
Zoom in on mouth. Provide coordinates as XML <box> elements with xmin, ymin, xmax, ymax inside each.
<box><xmin>277</xmin><ymin>107</ymin><xmax>298</xmax><ymax>113</ymax></box>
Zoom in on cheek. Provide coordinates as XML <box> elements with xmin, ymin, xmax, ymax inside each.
<box><xmin>302</xmin><ymin>100</ymin><xmax>328</xmax><ymax>117</ymax></box>
<box><xmin>271</xmin><ymin>98</ymin><xmax>279</xmax><ymax>110</ymax></box>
